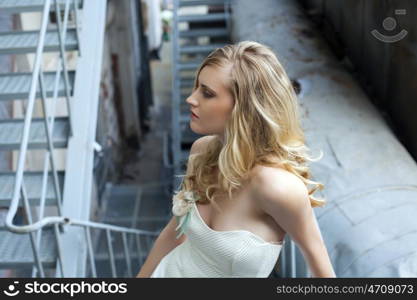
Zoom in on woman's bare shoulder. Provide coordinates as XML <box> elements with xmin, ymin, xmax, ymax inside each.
<box><xmin>250</xmin><ymin>164</ymin><xmax>306</xmax><ymax>202</ymax></box>
<box><xmin>250</xmin><ymin>163</ymin><xmax>289</xmax><ymax>180</ymax></box>
<box><xmin>249</xmin><ymin>166</ymin><xmax>310</xmax><ymax>228</ymax></box>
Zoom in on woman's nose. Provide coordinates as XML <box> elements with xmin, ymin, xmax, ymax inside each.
<box><xmin>186</xmin><ymin>92</ymin><xmax>198</xmax><ymax>106</ymax></box>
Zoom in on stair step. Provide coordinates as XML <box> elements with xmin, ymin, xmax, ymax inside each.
<box><xmin>95</xmin><ymin>252</ymin><xmax>148</xmax><ymax>261</ymax></box>
<box><xmin>110</xmin><ymin>185</ymin><xmax>139</xmax><ymax>198</ymax></box>
<box><xmin>181</xmin><ymin>91</ymin><xmax>191</xmax><ymax>99</ymax></box>
<box><xmin>0</xmin><ymin>29</ymin><xmax>78</xmax><ymax>55</ymax></box>
<box><xmin>97</xmin><ymin>185</ymin><xmax>142</xmax><ymax>226</ymax></box>
<box><xmin>0</xmin><ymin>228</ymin><xmax>57</xmax><ymax>268</ymax></box>
<box><xmin>178</xmin><ymin>12</ymin><xmax>228</xmax><ymax>23</ymax></box>
<box><xmin>0</xmin><ymin>71</ymin><xmax>75</xmax><ymax>101</ymax></box>
<box><xmin>109</xmin><ymin>185</ymin><xmax>141</xmax><ymax>203</ymax></box>
<box><xmin>179</xmin><ymin>43</ymin><xmax>226</xmax><ymax>54</ymax></box>
<box><xmin>179</xmin><ymin>27</ymin><xmax>229</xmax><ymax>38</ymax></box>
<box><xmin>177</xmin><ymin>61</ymin><xmax>201</xmax><ymax>71</ymax></box>
<box><xmin>0</xmin><ymin>0</ymin><xmax>81</xmax><ymax>13</ymax></box>
<box><xmin>0</xmin><ymin>117</ymin><xmax>69</xmax><ymax>150</ymax></box>
<box><xmin>179</xmin><ymin>0</ymin><xmax>228</xmax><ymax>7</ymax></box>
<box><xmin>0</xmin><ymin>171</ymin><xmax>65</xmax><ymax>207</ymax></box>
<box><xmin>179</xmin><ymin>78</ymin><xmax>194</xmax><ymax>88</ymax></box>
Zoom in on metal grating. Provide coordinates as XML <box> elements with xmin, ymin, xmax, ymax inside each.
<box><xmin>0</xmin><ymin>228</ymin><xmax>57</xmax><ymax>268</ymax></box>
<box><xmin>0</xmin><ymin>29</ymin><xmax>78</xmax><ymax>55</ymax></box>
<box><xmin>0</xmin><ymin>117</ymin><xmax>69</xmax><ymax>150</ymax></box>
<box><xmin>0</xmin><ymin>0</ymin><xmax>82</xmax><ymax>13</ymax></box>
<box><xmin>0</xmin><ymin>71</ymin><xmax>75</xmax><ymax>101</ymax></box>
<box><xmin>0</xmin><ymin>171</ymin><xmax>65</xmax><ymax>207</ymax></box>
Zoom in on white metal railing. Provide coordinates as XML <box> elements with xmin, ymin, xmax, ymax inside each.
<box><xmin>4</xmin><ymin>0</ymin><xmax>160</xmax><ymax>278</ymax></box>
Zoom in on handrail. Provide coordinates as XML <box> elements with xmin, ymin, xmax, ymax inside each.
<box><xmin>6</xmin><ymin>0</ymin><xmax>52</xmax><ymax>232</ymax></box>
<box><xmin>4</xmin><ymin>0</ymin><xmax>161</xmax><ymax>278</ymax></box>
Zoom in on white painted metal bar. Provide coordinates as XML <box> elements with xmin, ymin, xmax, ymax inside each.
<box><xmin>73</xmin><ymin>0</ymin><xmax>82</xmax><ymax>57</ymax></box>
<box><xmin>2</xmin><ymin>0</ymin><xmax>163</xmax><ymax>278</ymax></box>
<box><xmin>54</xmin><ymin>223</ymin><xmax>65</xmax><ymax>277</ymax></box>
<box><xmin>21</xmin><ymin>183</ymin><xmax>45</xmax><ymax>277</ymax></box>
<box><xmin>135</xmin><ymin>235</ymin><xmax>143</xmax><ymax>267</ymax></box>
<box><xmin>31</xmin><ymin>154</ymin><xmax>50</xmax><ymax>277</ymax></box>
<box><xmin>85</xmin><ymin>227</ymin><xmax>97</xmax><ymax>277</ymax></box>
<box><xmin>106</xmin><ymin>229</ymin><xmax>117</xmax><ymax>277</ymax></box>
<box><xmin>290</xmin><ymin>239</ymin><xmax>296</xmax><ymax>278</ymax></box>
<box><xmin>39</xmin><ymin>70</ymin><xmax>63</xmax><ymax>216</ymax></box>
<box><xmin>171</xmin><ymin>0</ymin><xmax>182</xmax><ymax>187</ymax></box>
<box><xmin>127</xmin><ymin>188</ymin><xmax>142</xmax><ymax>255</ymax></box>
<box><xmin>281</xmin><ymin>241</ymin><xmax>286</xmax><ymax>277</ymax></box>
<box><xmin>122</xmin><ymin>232</ymin><xmax>132</xmax><ymax>277</ymax></box>
<box><xmin>54</xmin><ymin>0</ymin><xmax>73</xmax><ymax>136</ymax></box>
<box><xmin>58</xmin><ymin>0</ymin><xmax>107</xmax><ymax>277</ymax></box>
<box><xmin>5</xmin><ymin>0</ymin><xmax>52</xmax><ymax>233</ymax></box>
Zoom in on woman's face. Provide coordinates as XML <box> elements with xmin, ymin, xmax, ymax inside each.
<box><xmin>186</xmin><ymin>64</ymin><xmax>235</xmax><ymax>136</ymax></box>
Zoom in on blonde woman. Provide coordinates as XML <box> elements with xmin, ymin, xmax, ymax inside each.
<box><xmin>137</xmin><ymin>41</ymin><xmax>336</xmax><ymax>278</ymax></box>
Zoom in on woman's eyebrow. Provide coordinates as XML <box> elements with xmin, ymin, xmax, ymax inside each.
<box><xmin>200</xmin><ymin>83</ymin><xmax>216</xmax><ymax>94</ymax></box>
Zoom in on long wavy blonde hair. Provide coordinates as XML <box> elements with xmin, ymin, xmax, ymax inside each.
<box><xmin>175</xmin><ymin>40</ymin><xmax>325</xmax><ymax>212</ymax></box>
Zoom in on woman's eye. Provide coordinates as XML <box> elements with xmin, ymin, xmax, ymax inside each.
<box><xmin>203</xmin><ymin>90</ymin><xmax>213</xmax><ymax>98</ymax></box>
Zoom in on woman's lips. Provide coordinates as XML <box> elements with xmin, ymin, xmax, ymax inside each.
<box><xmin>191</xmin><ymin>111</ymin><xmax>199</xmax><ymax>119</ymax></box>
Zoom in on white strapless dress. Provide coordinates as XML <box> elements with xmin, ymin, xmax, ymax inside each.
<box><xmin>150</xmin><ymin>193</ymin><xmax>285</xmax><ymax>278</ymax></box>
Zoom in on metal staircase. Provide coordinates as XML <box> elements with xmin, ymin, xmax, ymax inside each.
<box><xmin>164</xmin><ymin>0</ymin><xmax>232</xmax><ymax>188</ymax></box>
<box><xmin>0</xmin><ymin>0</ymin><xmax>160</xmax><ymax>278</ymax></box>
<box><xmin>91</xmin><ymin>182</ymin><xmax>171</xmax><ymax>277</ymax></box>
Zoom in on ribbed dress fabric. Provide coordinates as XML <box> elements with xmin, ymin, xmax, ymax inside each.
<box><xmin>151</xmin><ymin>201</ymin><xmax>284</xmax><ymax>278</ymax></box>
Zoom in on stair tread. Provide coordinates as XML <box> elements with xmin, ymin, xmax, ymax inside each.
<box><xmin>0</xmin><ymin>0</ymin><xmax>81</xmax><ymax>13</ymax></box>
<box><xmin>178</xmin><ymin>61</ymin><xmax>201</xmax><ymax>71</ymax></box>
<box><xmin>179</xmin><ymin>78</ymin><xmax>194</xmax><ymax>88</ymax></box>
<box><xmin>0</xmin><ymin>71</ymin><xmax>75</xmax><ymax>101</ymax></box>
<box><xmin>178</xmin><ymin>12</ymin><xmax>228</xmax><ymax>23</ymax></box>
<box><xmin>0</xmin><ymin>29</ymin><xmax>78</xmax><ymax>55</ymax></box>
<box><xmin>179</xmin><ymin>27</ymin><xmax>229</xmax><ymax>38</ymax></box>
<box><xmin>0</xmin><ymin>117</ymin><xmax>69</xmax><ymax>150</ymax></box>
<box><xmin>179</xmin><ymin>0</ymin><xmax>229</xmax><ymax>7</ymax></box>
<box><xmin>0</xmin><ymin>171</ymin><xmax>65</xmax><ymax>205</ymax></box>
<box><xmin>0</xmin><ymin>228</ymin><xmax>57</xmax><ymax>267</ymax></box>
<box><xmin>179</xmin><ymin>43</ymin><xmax>227</xmax><ymax>54</ymax></box>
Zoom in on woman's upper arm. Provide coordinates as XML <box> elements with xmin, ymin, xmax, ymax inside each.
<box><xmin>256</xmin><ymin>171</ymin><xmax>320</xmax><ymax>246</ymax></box>
<box><xmin>254</xmin><ymin>168</ymin><xmax>336</xmax><ymax>277</ymax></box>
<box><xmin>164</xmin><ymin>215</ymin><xmax>187</xmax><ymax>245</ymax></box>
